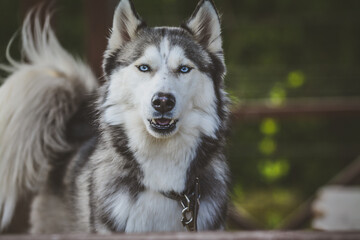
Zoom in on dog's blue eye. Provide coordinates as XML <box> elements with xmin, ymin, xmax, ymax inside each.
<box><xmin>138</xmin><ymin>65</ymin><xmax>151</xmax><ymax>72</ymax></box>
<box><xmin>179</xmin><ymin>66</ymin><xmax>191</xmax><ymax>74</ymax></box>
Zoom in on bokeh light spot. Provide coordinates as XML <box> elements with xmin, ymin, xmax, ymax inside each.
<box><xmin>287</xmin><ymin>70</ymin><xmax>305</xmax><ymax>88</ymax></box>
<box><xmin>260</xmin><ymin>118</ymin><xmax>279</xmax><ymax>136</ymax></box>
<box><xmin>258</xmin><ymin>137</ymin><xmax>277</xmax><ymax>155</ymax></box>
<box><xmin>258</xmin><ymin>159</ymin><xmax>290</xmax><ymax>182</ymax></box>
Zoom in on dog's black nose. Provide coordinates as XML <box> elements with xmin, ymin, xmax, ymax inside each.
<box><xmin>151</xmin><ymin>92</ymin><xmax>176</xmax><ymax>113</ymax></box>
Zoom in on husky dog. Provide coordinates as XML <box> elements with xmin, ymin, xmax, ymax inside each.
<box><xmin>0</xmin><ymin>0</ymin><xmax>229</xmax><ymax>233</ymax></box>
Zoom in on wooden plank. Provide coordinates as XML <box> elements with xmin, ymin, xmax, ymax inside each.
<box><xmin>231</xmin><ymin>97</ymin><xmax>360</xmax><ymax>120</ymax></box>
<box><xmin>84</xmin><ymin>0</ymin><xmax>111</xmax><ymax>79</ymax></box>
<box><xmin>312</xmin><ymin>186</ymin><xmax>360</xmax><ymax>230</ymax></box>
<box><xmin>279</xmin><ymin>156</ymin><xmax>360</xmax><ymax>230</ymax></box>
<box><xmin>1</xmin><ymin>231</ymin><xmax>360</xmax><ymax>240</ymax></box>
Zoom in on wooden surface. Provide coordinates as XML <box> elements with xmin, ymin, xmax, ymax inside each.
<box><xmin>279</xmin><ymin>156</ymin><xmax>360</xmax><ymax>230</ymax></box>
<box><xmin>231</xmin><ymin>97</ymin><xmax>360</xmax><ymax>120</ymax></box>
<box><xmin>312</xmin><ymin>186</ymin><xmax>360</xmax><ymax>231</ymax></box>
<box><xmin>1</xmin><ymin>232</ymin><xmax>360</xmax><ymax>240</ymax></box>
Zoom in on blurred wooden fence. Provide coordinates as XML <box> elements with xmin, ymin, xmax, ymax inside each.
<box><xmin>232</xmin><ymin>97</ymin><xmax>360</xmax><ymax>120</ymax></box>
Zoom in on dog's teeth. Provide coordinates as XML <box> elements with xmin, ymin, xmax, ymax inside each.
<box><xmin>169</xmin><ymin>120</ymin><xmax>175</xmax><ymax>125</ymax></box>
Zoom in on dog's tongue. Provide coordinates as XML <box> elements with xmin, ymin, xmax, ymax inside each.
<box><xmin>156</xmin><ymin>118</ymin><xmax>171</xmax><ymax>126</ymax></box>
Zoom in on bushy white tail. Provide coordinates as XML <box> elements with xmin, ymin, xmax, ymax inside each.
<box><xmin>0</xmin><ymin>11</ymin><xmax>98</xmax><ymax>230</ymax></box>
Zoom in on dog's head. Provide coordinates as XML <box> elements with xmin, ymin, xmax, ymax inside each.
<box><xmin>102</xmin><ymin>0</ymin><xmax>226</xmax><ymax>139</ymax></box>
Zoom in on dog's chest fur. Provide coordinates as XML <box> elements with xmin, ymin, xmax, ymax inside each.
<box><xmin>108</xmin><ymin>190</ymin><xmax>184</xmax><ymax>232</ymax></box>
<box><xmin>74</xmin><ymin>129</ymin><xmax>200</xmax><ymax>232</ymax></box>
<box><xmin>129</xmin><ymin>128</ymin><xmax>199</xmax><ymax>193</ymax></box>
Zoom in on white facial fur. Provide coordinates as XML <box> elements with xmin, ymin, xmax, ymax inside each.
<box><xmin>103</xmin><ymin>36</ymin><xmax>219</xmax><ymax>140</ymax></box>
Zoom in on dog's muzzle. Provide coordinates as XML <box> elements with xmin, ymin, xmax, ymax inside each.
<box><xmin>149</xmin><ymin>92</ymin><xmax>178</xmax><ymax>133</ymax></box>
<box><xmin>151</xmin><ymin>92</ymin><xmax>176</xmax><ymax>114</ymax></box>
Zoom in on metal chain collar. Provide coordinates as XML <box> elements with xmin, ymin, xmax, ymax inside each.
<box><xmin>160</xmin><ymin>177</ymin><xmax>201</xmax><ymax>232</ymax></box>
<box><xmin>180</xmin><ymin>177</ymin><xmax>201</xmax><ymax>232</ymax></box>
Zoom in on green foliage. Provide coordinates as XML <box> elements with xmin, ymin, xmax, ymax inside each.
<box><xmin>0</xmin><ymin>1</ymin><xmax>19</xmax><ymax>79</ymax></box>
<box><xmin>258</xmin><ymin>137</ymin><xmax>277</xmax><ymax>155</ymax></box>
<box><xmin>269</xmin><ymin>84</ymin><xmax>287</xmax><ymax>106</ymax></box>
<box><xmin>232</xmin><ymin>188</ymin><xmax>301</xmax><ymax>229</ymax></box>
<box><xmin>287</xmin><ymin>70</ymin><xmax>305</xmax><ymax>89</ymax></box>
<box><xmin>260</xmin><ymin>118</ymin><xmax>279</xmax><ymax>136</ymax></box>
<box><xmin>258</xmin><ymin>159</ymin><xmax>289</xmax><ymax>183</ymax></box>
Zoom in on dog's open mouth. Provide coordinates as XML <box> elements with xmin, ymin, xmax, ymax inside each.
<box><xmin>148</xmin><ymin>118</ymin><xmax>178</xmax><ymax>132</ymax></box>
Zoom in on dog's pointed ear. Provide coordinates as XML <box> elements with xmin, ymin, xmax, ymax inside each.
<box><xmin>108</xmin><ymin>0</ymin><xmax>146</xmax><ymax>50</ymax></box>
<box><xmin>183</xmin><ymin>0</ymin><xmax>223</xmax><ymax>54</ymax></box>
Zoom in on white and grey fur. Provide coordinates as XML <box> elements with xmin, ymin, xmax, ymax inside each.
<box><xmin>0</xmin><ymin>0</ymin><xmax>230</xmax><ymax>233</ymax></box>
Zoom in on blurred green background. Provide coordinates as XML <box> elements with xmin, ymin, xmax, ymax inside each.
<box><xmin>1</xmin><ymin>0</ymin><xmax>360</xmax><ymax>230</ymax></box>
